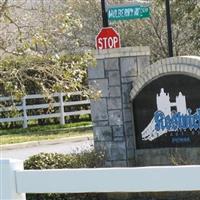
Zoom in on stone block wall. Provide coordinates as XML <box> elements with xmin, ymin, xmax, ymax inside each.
<box><xmin>88</xmin><ymin>47</ymin><xmax>150</xmax><ymax>167</ymax></box>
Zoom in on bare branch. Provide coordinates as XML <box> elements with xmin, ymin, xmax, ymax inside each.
<box><xmin>0</xmin><ymin>0</ymin><xmax>8</xmax><ymax>18</ymax></box>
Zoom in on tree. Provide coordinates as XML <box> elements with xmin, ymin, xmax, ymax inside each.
<box><xmin>0</xmin><ymin>0</ymin><xmax>199</xmax><ymax>98</ymax></box>
<box><xmin>0</xmin><ymin>53</ymin><xmax>95</xmax><ymax>98</ymax></box>
<box><xmin>0</xmin><ymin>0</ymin><xmax>199</xmax><ymax>60</ymax></box>
<box><xmin>0</xmin><ymin>0</ymin><xmax>96</xmax><ymax>99</ymax></box>
<box><xmin>170</xmin><ymin>0</ymin><xmax>200</xmax><ymax>55</ymax></box>
<box><xmin>0</xmin><ymin>0</ymin><xmax>85</xmax><ymax>57</ymax></box>
<box><xmin>68</xmin><ymin>0</ymin><xmax>199</xmax><ymax>61</ymax></box>
<box><xmin>111</xmin><ymin>0</ymin><xmax>200</xmax><ymax>60</ymax></box>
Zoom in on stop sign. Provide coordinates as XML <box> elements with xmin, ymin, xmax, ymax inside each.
<box><xmin>95</xmin><ymin>27</ymin><xmax>121</xmax><ymax>50</ymax></box>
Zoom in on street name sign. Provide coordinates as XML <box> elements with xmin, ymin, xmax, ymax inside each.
<box><xmin>108</xmin><ymin>5</ymin><xmax>150</xmax><ymax>21</ymax></box>
<box><xmin>95</xmin><ymin>27</ymin><xmax>121</xmax><ymax>50</ymax></box>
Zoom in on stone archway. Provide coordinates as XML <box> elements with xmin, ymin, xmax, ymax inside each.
<box><xmin>130</xmin><ymin>56</ymin><xmax>200</xmax><ymax>166</ymax></box>
<box><xmin>130</xmin><ymin>56</ymin><xmax>200</xmax><ymax>100</ymax></box>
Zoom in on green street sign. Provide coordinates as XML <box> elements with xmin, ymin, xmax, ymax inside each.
<box><xmin>107</xmin><ymin>5</ymin><xmax>150</xmax><ymax>21</ymax></box>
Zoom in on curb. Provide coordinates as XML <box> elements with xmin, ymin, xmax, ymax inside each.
<box><xmin>0</xmin><ymin>135</ymin><xmax>93</xmax><ymax>151</ymax></box>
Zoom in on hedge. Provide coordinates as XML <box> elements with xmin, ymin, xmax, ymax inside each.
<box><xmin>24</xmin><ymin>150</ymin><xmax>107</xmax><ymax>200</ymax></box>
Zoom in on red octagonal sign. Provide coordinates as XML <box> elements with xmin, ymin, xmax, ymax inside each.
<box><xmin>95</xmin><ymin>27</ymin><xmax>121</xmax><ymax>50</ymax></box>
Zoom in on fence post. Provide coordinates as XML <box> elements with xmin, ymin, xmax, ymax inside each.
<box><xmin>0</xmin><ymin>159</ymin><xmax>26</xmax><ymax>200</ymax></box>
<box><xmin>22</xmin><ymin>97</ymin><xmax>28</xmax><ymax>128</ymax></box>
<box><xmin>59</xmin><ymin>93</ymin><xmax>65</xmax><ymax>125</ymax></box>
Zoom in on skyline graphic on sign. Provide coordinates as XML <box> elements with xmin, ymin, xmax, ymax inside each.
<box><xmin>141</xmin><ymin>88</ymin><xmax>200</xmax><ymax>141</ymax></box>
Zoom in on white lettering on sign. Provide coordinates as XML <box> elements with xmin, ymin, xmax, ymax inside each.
<box><xmin>97</xmin><ymin>36</ymin><xmax>119</xmax><ymax>50</ymax></box>
<box><xmin>96</xmin><ymin>27</ymin><xmax>120</xmax><ymax>50</ymax></box>
<box><xmin>134</xmin><ymin>8</ymin><xmax>140</xmax><ymax>16</ymax></box>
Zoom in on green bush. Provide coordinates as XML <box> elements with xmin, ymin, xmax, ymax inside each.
<box><xmin>24</xmin><ymin>150</ymin><xmax>106</xmax><ymax>200</ymax></box>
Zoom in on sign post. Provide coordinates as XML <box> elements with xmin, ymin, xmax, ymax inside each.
<box><xmin>95</xmin><ymin>27</ymin><xmax>121</xmax><ymax>50</ymax></box>
<box><xmin>101</xmin><ymin>0</ymin><xmax>109</xmax><ymax>27</ymax></box>
<box><xmin>165</xmin><ymin>0</ymin><xmax>173</xmax><ymax>57</ymax></box>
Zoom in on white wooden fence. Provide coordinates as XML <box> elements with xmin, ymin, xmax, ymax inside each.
<box><xmin>1</xmin><ymin>159</ymin><xmax>200</xmax><ymax>200</ymax></box>
<box><xmin>0</xmin><ymin>92</ymin><xmax>91</xmax><ymax>128</ymax></box>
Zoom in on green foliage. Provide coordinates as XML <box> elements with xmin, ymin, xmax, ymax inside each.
<box><xmin>0</xmin><ymin>121</ymin><xmax>92</xmax><ymax>136</ymax></box>
<box><xmin>0</xmin><ymin>128</ymin><xmax>92</xmax><ymax>145</ymax></box>
<box><xmin>0</xmin><ymin>53</ymin><xmax>95</xmax><ymax>98</ymax></box>
<box><xmin>24</xmin><ymin>150</ymin><xmax>106</xmax><ymax>200</ymax></box>
<box><xmin>24</xmin><ymin>150</ymin><xmax>105</xmax><ymax>169</ymax></box>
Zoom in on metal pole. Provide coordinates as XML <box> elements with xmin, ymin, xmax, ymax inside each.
<box><xmin>165</xmin><ymin>0</ymin><xmax>173</xmax><ymax>57</ymax></box>
<box><xmin>101</xmin><ymin>0</ymin><xmax>109</xmax><ymax>27</ymax></box>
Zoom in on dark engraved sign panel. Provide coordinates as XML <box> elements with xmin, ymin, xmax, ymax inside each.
<box><xmin>133</xmin><ymin>75</ymin><xmax>200</xmax><ymax>149</ymax></box>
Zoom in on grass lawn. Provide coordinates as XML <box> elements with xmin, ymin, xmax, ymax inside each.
<box><xmin>0</xmin><ymin>121</ymin><xmax>93</xmax><ymax>145</ymax></box>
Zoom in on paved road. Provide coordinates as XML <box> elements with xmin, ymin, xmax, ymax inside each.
<box><xmin>1</xmin><ymin>138</ymin><xmax>94</xmax><ymax>161</ymax></box>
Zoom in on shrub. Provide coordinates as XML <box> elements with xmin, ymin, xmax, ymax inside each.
<box><xmin>24</xmin><ymin>150</ymin><xmax>106</xmax><ymax>200</ymax></box>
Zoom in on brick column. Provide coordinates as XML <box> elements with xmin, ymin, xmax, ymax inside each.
<box><xmin>88</xmin><ymin>47</ymin><xmax>150</xmax><ymax>167</ymax></box>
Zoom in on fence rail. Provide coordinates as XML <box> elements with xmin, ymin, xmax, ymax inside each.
<box><xmin>0</xmin><ymin>92</ymin><xmax>91</xmax><ymax>128</ymax></box>
<box><xmin>1</xmin><ymin>159</ymin><xmax>200</xmax><ymax>200</ymax></box>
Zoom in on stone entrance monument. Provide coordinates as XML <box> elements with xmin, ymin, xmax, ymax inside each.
<box><xmin>88</xmin><ymin>47</ymin><xmax>200</xmax><ymax>167</ymax></box>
